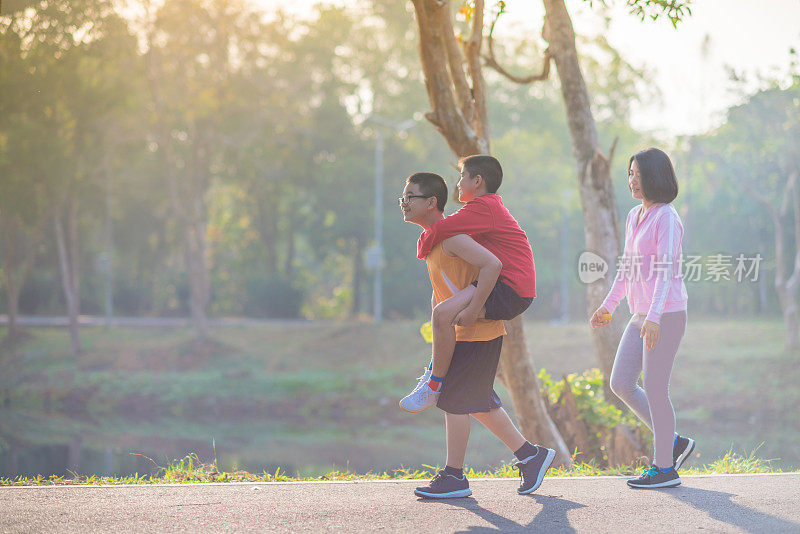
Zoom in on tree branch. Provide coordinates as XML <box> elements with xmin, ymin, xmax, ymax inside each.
<box><xmin>787</xmin><ymin>169</ymin><xmax>800</xmax><ymax>292</ymax></box>
<box><xmin>411</xmin><ymin>0</ymin><xmax>482</xmax><ymax>156</ymax></box>
<box><xmin>464</xmin><ymin>0</ymin><xmax>489</xmax><ymax>150</ymax></box>
<box><xmin>484</xmin><ymin>9</ymin><xmax>552</xmax><ymax>85</ymax></box>
<box><xmin>739</xmin><ymin>177</ymin><xmax>777</xmax><ymax>216</ymax></box>
<box><xmin>441</xmin><ymin>2</ymin><xmax>474</xmax><ymax>124</ymax></box>
<box><xmin>608</xmin><ymin>137</ymin><xmax>619</xmax><ymax>165</ymax></box>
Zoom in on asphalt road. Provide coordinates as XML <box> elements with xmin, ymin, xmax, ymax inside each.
<box><xmin>3</xmin><ymin>473</ymin><xmax>800</xmax><ymax>533</ymax></box>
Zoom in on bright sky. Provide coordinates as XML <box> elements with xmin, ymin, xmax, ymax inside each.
<box><xmin>258</xmin><ymin>0</ymin><xmax>800</xmax><ymax>139</ymax></box>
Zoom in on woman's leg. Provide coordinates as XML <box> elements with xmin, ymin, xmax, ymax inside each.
<box><xmin>445</xmin><ymin>412</ymin><xmax>471</xmax><ymax>469</ymax></box>
<box><xmin>642</xmin><ymin>310</ymin><xmax>687</xmax><ymax>468</ymax></box>
<box><xmin>470</xmin><ymin>407</ymin><xmax>526</xmax><ymax>452</ymax></box>
<box><xmin>609</xmin><ymin>315</ymin><xmax>653</xmax><ymax>429</ymax></box>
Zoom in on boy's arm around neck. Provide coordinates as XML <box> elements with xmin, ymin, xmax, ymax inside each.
<box><xmin>416</xmin><ymin>197</ymin><xmax>495</xmax><ymax>259</ymax></box>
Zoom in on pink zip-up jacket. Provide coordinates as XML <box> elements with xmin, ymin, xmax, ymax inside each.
<box><xmin>601</xmin><ymin>203</ymin><xmax>688</xmax><ymax>324</ymax></box>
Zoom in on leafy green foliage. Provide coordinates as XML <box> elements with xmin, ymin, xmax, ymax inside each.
<box><xmin>538</xmin><ymin>367</ymin><xmax>652</xmax><ymax>461</ymax></box>
<box><xmin>586</xmin><ymin>0</ymin><xmax>692</xmax><ymax>28</ymax></box>
<box><xmin>539</xmin><ymin>368</ymin><xmax>640</xmax><ymax>430</ymax></box>
<box><xmin>0</xmin><ymin>0</ymin><xmax>792</xmax><ymax>325</ymax></box>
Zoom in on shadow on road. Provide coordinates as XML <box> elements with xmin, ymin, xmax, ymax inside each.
<box><xmin>418</xmin><ymin>493</ymin><xmax>586</xmax><ymax>533</ymax></box>
<box><xmin>662</xmin><ymin>486</ymin><xmax>800</xmax><ymax>533</ymax></box>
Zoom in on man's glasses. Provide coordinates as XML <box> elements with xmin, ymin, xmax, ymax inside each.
<box><xmin>398</xmin><ymin>195</ymin><xmax>431</xmax><ymax>206</ymax></box>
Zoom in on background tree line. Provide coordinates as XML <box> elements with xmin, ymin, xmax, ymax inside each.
<box><xmin>1</xmin><ymin>0</ymin><xmax>798</xmax><ymax>348</ymax></box>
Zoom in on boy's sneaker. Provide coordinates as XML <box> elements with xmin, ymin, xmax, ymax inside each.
<box><xmin>673</xmin><ymin>435</ymin><xmax>695</xmax><ymax>471</ymax></box>
<box><xmin>411</xmin><ymin>367</ymin><xmax>432</xmax><ymax>394</ymax></box>
<box><xmin>514</xmin><ymin>446</ymin><xmax>556</xmax><ymax>494</ymax></box>
<box><xmin>627</xmin><ymin>465</ymin><xmax>681</xmax><ymax>489</ymax></box>
<box><xmin>399</xmin><ymin>371</ymin><xmax>440</xmax><ymax>413</ymax></box>
<box><xmin>414</xmin><ymin>470</ymin><xmax>472</xmax><ymax>499</ymax></box>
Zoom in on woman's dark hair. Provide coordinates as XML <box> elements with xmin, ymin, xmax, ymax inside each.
<box><xmin>630</xmin><ymin>147</ymin><xmax>679</xmax><ymax>204</ymax></box>
<box><xmin>407</xmin><ymin>172</ymin><xmax>448</xmax><ymax>212</ymax></box>
<box><xmin>459</xmin><ymin>155</ymin><xmax>503</xmax><ymax>194</ymax></box>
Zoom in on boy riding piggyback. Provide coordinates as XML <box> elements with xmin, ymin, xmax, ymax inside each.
<box><xmin>401</xmin><ymin>155</ymin><xmax>537</xmax><ymax>412</ymax></box>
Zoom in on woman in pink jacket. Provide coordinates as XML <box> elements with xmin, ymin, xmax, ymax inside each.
<box><xmin>590</xmin><ymin>148</ymin><xmax>693</xmax><ymax>489</ymax></box>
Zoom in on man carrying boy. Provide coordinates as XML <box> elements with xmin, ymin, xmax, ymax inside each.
<box><xmin>400</xmin><ymin>155</ymin><xmax>536</xmax><ymax>413</ymax></box>
<box><xmin>400</xmin><ymin>172</ymin><xmax>554</xmax><ymax>498</ymax></box>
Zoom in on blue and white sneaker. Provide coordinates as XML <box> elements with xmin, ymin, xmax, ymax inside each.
<box><xmin>673</xmin><ymin>435</ymin><xmax>695</xmax><ymax>471</ymax></box>
<box><xmin>514</xmin><ymin>446</ymin><xmax>556</xmax><ymax>494</ymax></box>
<box><xmin>410</xmin><ymin>366</ymin><xmax>432</xmax><ymax>394</ymax></box>
<box><xmin>399</xmin><ymin>366</ymin><xmax>439</xmax><ymax>413</ymax></box>
<box><xmin>627</xmin><ymin>465</ymin><xmax>681</xmax><ymax>488</ymax></box>
<box><xmin>414</xmin><ymin>470</ymin><xmax>472</xmax><ymax>499</ymax></box>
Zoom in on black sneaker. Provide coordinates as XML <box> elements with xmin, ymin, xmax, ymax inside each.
<box><xmin>627</xmin><ymin>465</ymin><xmax>681</xmax><ymax>489</ymax></box>
<box><xmin>514</xmin><ymin>446</ymin><xmax>556</xmax><ymax>495</ymax></box>
<box><xmin>673</xmin><ymin>435</ymin><xmax>695</xmax><ymax>471</ymax></box>
<box><xmin>414</xmin><ymin>470</ymin><xmax>472</xmax><ymax>499</ymax></box>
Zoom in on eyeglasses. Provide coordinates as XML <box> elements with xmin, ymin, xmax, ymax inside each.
<box><xmin>397</xmin><ymin>195</ymin><xmax>431</xmax><ymax>206</ymax></box>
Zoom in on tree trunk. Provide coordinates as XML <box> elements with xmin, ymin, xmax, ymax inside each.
<box><xmin>1</xmin><ymin>212</ymin><xmax>21</xmax><ymax>345</ymax></box>
<box><xmin>142</xmin><ymin>25</ymin><xmax>211</xmax><ymax>340</ymax></box>
<box><xmin>772</xmin><ymin>176</ymin><xmax>800</xmax><ymax>350</ymax></box>
<box><xmin>185</xmin><ymin>211</ymin><xmax>210</xmax><ymax>339</ymax></box>
<box><xmin>1</xmin><ymin>211</ymin><xmax>43</xmax><ymax>346</ymax></box>
<box><xmin>255</xmin><ymin>194</ymin><xmax>279</xmax><ymax>275</ymax></box>
<box><xmin>54</xmin><ymin>198</ymin><xmax>82</xmax><ymax>356</ymax></box>
<box><xmin>759</xmin><ymin>173</ymin><xmax>799</xmax><ymax>350</ymax></box>
<box><xmin>284</xmin><ymin>214</ymin><xmax>297</xmax><ymax>280</ymax></box>
<box><xmin>410</xmin><ymin>0</ymin><xmax>571</xmax><ymax>467</ymax></box>
<box><xmin>352</xmin><ymin>236</ymin><xmax>365</xmax><ymax>317</ymax></box>
<box><xmin>542</xmin><ymin>0</ymin><xmax>625</xmax><ymax>405</ymax></box>
<box><xmin>495</xmin><ymin>316</ymin><xmax>571</xmax><ymax>462</ymax></box>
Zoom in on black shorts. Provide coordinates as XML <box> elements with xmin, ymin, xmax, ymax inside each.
<box><xmin>437</xmin><ymin>336</ymin><xmax>504</xmax><ymax>415</ymax></box>
<box><xmin>471</xmin><ymin>279</ymin><xmax>533</xmax><ymax>321</ymax></box>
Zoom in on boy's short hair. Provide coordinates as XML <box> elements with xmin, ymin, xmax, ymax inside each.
<box><xmin>630</xmin><ymin>148</ymin><xmax>679</xmax><ymax>204</ymax></box>
<box><xmin>407</xmin><ymin>172</ymin><xmax>448</xmax><ymax>212</ymax></box>
<box><xmin>459</xmin><ymin>155</ymin><xmax>503</xmax><ymax>194</ymax></box>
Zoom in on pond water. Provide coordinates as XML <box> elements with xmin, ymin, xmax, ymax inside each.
<box><xmin>0</xmin><ymin>408</ymin><xmax>514</xmax><ymax>479</ymax></box>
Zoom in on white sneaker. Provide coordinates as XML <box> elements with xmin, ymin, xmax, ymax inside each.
<box><xmin>411</xmin><ymin>366</ymin><xmax>432</xmax><ymax>392</ymax></box>
<box><xmin>399</xmin><ymin>378</ymin><xmax>440</xmax><ymax>413</ymax></box>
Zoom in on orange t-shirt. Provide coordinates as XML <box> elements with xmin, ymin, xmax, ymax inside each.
<box><xmin>425</xmin><ymin>242</ymin><xmax>506</xmax><ymax>342</ymax></box>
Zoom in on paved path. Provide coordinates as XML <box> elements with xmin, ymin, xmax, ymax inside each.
<box><xmin>3</xmin><ymin>473</ymin><xmax>800</xmax><ymax>533</ymax></box>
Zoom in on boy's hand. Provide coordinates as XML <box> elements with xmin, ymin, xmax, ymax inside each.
<box><xmin>590</xmin><ymin>307</ymin><xmax>611</xmax><ymax>328</ymax></box>
<box><xmin>453</xmin><ymin>305</ymin><xmax>480</xmax><ymax>327</ymax></box>
<box><xmin>640</xmin><ymin>320</ymin><xmax>660</xmax><ymax>350</ymax></box>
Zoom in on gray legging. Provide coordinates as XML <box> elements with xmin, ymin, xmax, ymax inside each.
<box><xmin>610</xmin><ymin>310</ymin><xmax>687</xmax><ymax>468</ymax></box>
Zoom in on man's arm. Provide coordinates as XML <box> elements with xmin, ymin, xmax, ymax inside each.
<box><xmin>441</xmin><ymin>234</ymin><xmax>501</xmax><ymax>325</ymax></box>
<box><xmin>417</xmin><ymin>200</ymin><xmax>495</xmax><ymax>259</ymax></box>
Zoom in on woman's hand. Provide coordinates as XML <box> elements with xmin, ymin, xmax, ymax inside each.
<box><xmin>590</xmin><ymin>307</ymin><xmax>612</xmax><ymax>328</ymax></box>
<box><xmin>640</xmin><ymin>320</ymin><xmax>660</xmax><ymax>350</ymax></box>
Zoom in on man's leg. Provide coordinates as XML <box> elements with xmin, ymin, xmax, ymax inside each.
<box><xmin>470</xmin><ymin>407</ymin><xmax>525</xmax><ymax>452</ymax></box>
<box><xmin>445</xmin><ymin>412</ymin><xmax>471</xmax><ymax>470</ymax></box>
<box><xmin>431</xmin><ymin>285</ymin><xmax>482</xmax><ymax>379</ymax></box>
<box><xmin>472</xmin><ymin>408</ymin><xmax>555</xmax><ymax>495</ymax></box>
<box><xmin>414</xmin><ymin>412</ymin><xmax>472</xmax><ymax>498</ymax></box>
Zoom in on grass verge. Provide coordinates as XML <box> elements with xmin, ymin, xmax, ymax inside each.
<box><xmin>0</xmin><ymin>446</ymin><xmax>785</xmax><ymax>486</ymax></box>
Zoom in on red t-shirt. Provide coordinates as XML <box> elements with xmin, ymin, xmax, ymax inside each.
<box><xmin>417</xmin><ymin>193</ymin><xmax>536</xmax><ymax>298</ymax></box>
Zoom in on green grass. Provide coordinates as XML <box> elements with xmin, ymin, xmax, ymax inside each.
<box><xmin>0</xmin><ymin>445</ymin><xmax>784</xmax><ymax>486</ymax></box>
<box><xmin>1</xmin><ymin>317</ymin><xmax>799</xmax><ymax>476</ymax></box>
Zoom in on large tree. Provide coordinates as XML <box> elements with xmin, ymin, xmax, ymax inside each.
<box><xmin>409</xmin><ymin>0</ymin><xmax>571</xmax><ymax>464</ymax></box>
<box><xmin>689</xmin><ymin>81</ymin><xmax>800</xmax><ymax>348</ymax></box>
<box><xmin>407</xmin><ymin>0</ymin><xmax>692</xmax><ymax>465</ymax></box>
<box><xmin>1</xmin><ymin>0</ymin><xmax>134</xmax><ymax>355</ymax></box>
